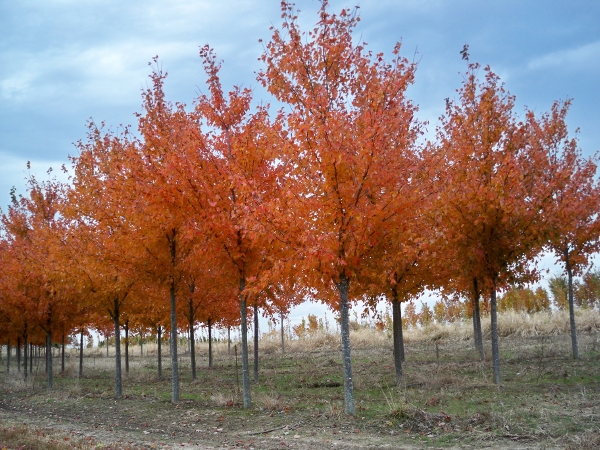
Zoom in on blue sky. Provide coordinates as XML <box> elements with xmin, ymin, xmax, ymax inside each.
<box><xmin>1</xmin><ymin>0</ymin><xmax>599</xmax><ymax>323</ymax></box>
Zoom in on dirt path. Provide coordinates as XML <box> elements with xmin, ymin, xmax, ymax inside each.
<box><xmin>0</xmin><ymin>395</ymin><xmax>558</xmax><ymax>449</ymax></box>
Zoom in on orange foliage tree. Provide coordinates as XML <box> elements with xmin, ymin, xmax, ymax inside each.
<box><xmin>437</xmin><ymin>57</ymin><xmax>560</xmax><ymax>384</ymax></box>
<box><xmin>540</xmin><ymin>106</ymin><xmax>600</xmax><ymax>358</ymax></box>
<box><xmin>260</xmin><ymin>1</ymin><xmax>423</xmax><ymax>413</ymax></box>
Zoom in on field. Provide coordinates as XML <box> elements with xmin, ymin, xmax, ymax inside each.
<box><xmin>1</xmin><ymin>310</ymin><xmax>599</xmax><ymax>449</ymax></box>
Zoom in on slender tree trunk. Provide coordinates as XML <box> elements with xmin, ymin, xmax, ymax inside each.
<box><xmin>23</xmin><ymin>333</ymin><xmax>28</xmax><ymax>381</ymax></box>
<box><xmin>113</xmin><ymin>297</ymin><xmax>122</xmax><ymax>398</ymax></box>
<box><xmin>169</xmin><ymin>278</ymin><xmax>179</xmax><ymax>402</ymax></box>
<box><xmin>490</xmin><ymin>283</ymin><xmax>501</xmax><ymax>384</ymax></box>
<box><xmin>253</xmin><ymin>303</ymin><xmax>259</xmax><ymax>383</ymax></box>
<box><xmin>106</xmin><ymin>333</ymin><xmax>109</xmax><ymax>358</ymax></box>
<box><xmin>473</xmin><ymin>278</ymin><xmax>484</xmax><ymax>361</ymax></box>
<box><xmin>17</xmin><ymin>337</ymin><xmax>21</xmax><ymax>373</ymax></box>
<box><xmin>190</xmin><ymin>323</ymin><xmax>196</xmax><ymax>381</ymax></box>
<box><xmin>157</xmin><ymin>326</ymin><xmax>163</xmax><ymax>379</ymax></box>
<box><xmin>29</xmin><ymin>342</ymin><xmax>33</xmax><ymax>374</ymax></box>
<box><xmin>336</xmin><ymin>273</ymin><xmax>355</xmax><ymax>415</ymax></box>
<box><xmin>391</xmin><ymin>290</ymin><xmax>404</xmax><ymax>386</ymax></box>
<box><xmin>61</xmin><ymin>333</ymin><xmax>65</xmax><ymax>373</ymax></box>
<box><xmin>46</xmin><ymin>330</ymin><xmax>53</xmax><ymax>390</ymax></box>
<box><xmin>6</xmin><ymin>341</ymin><xmax>10</xmax><ymax>373</ymax></box>
<box><xmin>227</xmin><ymin>327</ymin><xmax>231</xmax><ymax>355</ymax></box>
<box><xmin>79</xmin><ymin>329</ymin><xmax>84</xmax><ymax>378</ymax></box>
<box><xmin>280</xmin><ymin>311</ymin><xmax>285</xmax><ymax>354</ymax></box>
<box><xmin>125</xmin><ymin>320</ymin><xmax>129</xmax><ymax>375</ymax></box>
<box><xmin>566</xmin><ymin>259</ymin><xmax>579</xmax><ymax>359</ymax></box>
<box><xmin>189</xmin><ymin>296</ymin><xmax>196</xmax><ymax>381</ymax></box>
<box><xmin>239</xmin><ymin>276</ymin><xmax>251</xmax><ymax>408</ymax></box>
<box><xmin>208</xmin><ymin>319</ymin><xmax>213</xmax><ymax>369</ymax></box>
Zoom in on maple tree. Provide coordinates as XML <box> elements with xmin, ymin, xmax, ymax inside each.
<box><xmin>540</xmin><ymin>106</ymin><xmax>600</xmax><ymax>358</ymax></box>
<box><xmin>260</xmin><ymin>1</ymin><xmax>423</xmax><ymax>413</ymax></box>
<box><xmin>182</xmin><ymin>46</ymin><xmax>284</xmax><ymax>408</ymax></box>
<box><xmin>437</xmin><ymin>56</ymin><xmax>564</xmax><ymax>383</ymax></box>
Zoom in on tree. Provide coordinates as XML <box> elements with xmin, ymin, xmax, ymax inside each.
<box><xmin>438</xmin><ymin>58</ymin><xmax>558</xmax><ymax>384</ymax></box>
<box><xmin>543</xmin><ymin>114</ymin><xmax>600</xmax><ymax>358</ymax></box>
<box><xmin>260</xmin><ymin>1</ymin><xmax>421</xmax><ymax>414</ymax></box>
<box><xmin>186</xmin><ymin>46</ymin><xmax>284</xmax><ymax>408</ymax></box>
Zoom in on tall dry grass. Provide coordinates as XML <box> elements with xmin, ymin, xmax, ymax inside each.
<box><xmin>261</xmin><ymin>308</ymin><xmax>600</xmax><ymax>352</ymax></box>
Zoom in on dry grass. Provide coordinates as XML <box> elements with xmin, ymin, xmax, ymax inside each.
<box><xmin>0</xmin><ymin>424</ymin><xmax>93</xmax><ymax>449</ymax></box>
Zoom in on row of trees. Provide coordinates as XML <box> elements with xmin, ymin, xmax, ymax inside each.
<box><xmin>1</xmin><ymin>2</ymin><xmax>599</xmax><ymax>415</ymax></box>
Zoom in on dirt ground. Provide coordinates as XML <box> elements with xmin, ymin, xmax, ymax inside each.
<box><xmin>1</xmin><ymin>331</ymin><xmax>599</xmax><ymax>449</ymax></box>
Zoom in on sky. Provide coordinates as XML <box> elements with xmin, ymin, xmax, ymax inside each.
<box><xmin>1</xmin><ymin>0</ymin><xmax>599</xmax><ymax>327</ymax></box>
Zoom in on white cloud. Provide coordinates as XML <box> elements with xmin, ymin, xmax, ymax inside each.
<box><xmin>528</xmin><ymin>40</ymin><xmax>600</xmax><ymax>72</ymax></box>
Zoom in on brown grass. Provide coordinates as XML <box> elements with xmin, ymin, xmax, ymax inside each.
<box><xmin>0</xmin><ymin>424</ymin><xmax>94</xmax><ymax>449</ymax></box>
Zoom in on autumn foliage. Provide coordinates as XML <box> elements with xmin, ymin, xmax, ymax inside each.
<box><xmin>1</xmin><ymin>1</ymin><xmax>598</xmax><ymax>413</ymax></box>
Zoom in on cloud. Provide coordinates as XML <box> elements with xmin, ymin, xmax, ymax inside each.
<box><xmin>527</xmin><ymin>41</ymin><xmax>600</xmax><ymax>73</ymax></box>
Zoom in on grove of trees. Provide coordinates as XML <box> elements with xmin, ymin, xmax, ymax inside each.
<box><xmin>1</xmin><ymin>2</ymin><xmax>599</xmax><ymax>416</ymax></box>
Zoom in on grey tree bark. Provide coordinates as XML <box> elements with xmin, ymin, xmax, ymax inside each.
<box><xmin>79</xmin><ymin>329</ymin><xmax>84</xmax><ymax>378</ymax></box>
<box><xmin>566</xmin><ymin>257</ymin><xmax>579</xmax><ymax>359</ymax></box>
<box><xmin>157</xmin><ymin>326</ymin><xmax>163</xmax><ymax>379</ymax></box>
<box><xmin>5</xmin><ymin>341</ymin><xmax>10</xmax><ymax>373</ymax></box>
<box><xmin>17</xmin><ymin>337</ymin><xmax>21</xmax><ymax>373</ymax></box>
<box><xmin>280</xmin><ymin>311</ymin><xmax>285</xmax><ymax>354</ymax></box>
<box><xmin>190</xmin><ymin>322</ymin><xmax>197</xmax><ymax>380</ymax></box>
<box><xmin>112</xmin><ymin>297</ymin><xmax>123</xmax><ymax>398</ymax></box>
<box><xmin>125</xmin><ymin>320</ymin><xmax>129</xmax><ymax>375</ymax></box>
<box><xmin>391</xmin><ymin>289</ymin><xmax>404</xmax><ymax>386</ymax></box>
<box><xmin>168</xmin><ymin>232</ymin><xmax>180</xmax><ymax>402</ymax></box>
<box><xmin>46</xmin><ymin>330</ymin><xmax>53</xmax><ymax>390</ymax></box>
<box><xmin>336</xmin><ymin>273</ymin><xmax>355</xmax><ymax>415</ymax></box>
<box><xmin>61</xmin><ymin>333</ymin><xmax>65</xmax><ymax>373</ymax></box>
<box><xmin>253</xmin><ymin>303</ymin><xmax>259</xmax><ymax>383</ymax></box>
<box><xmin>490</xmin><ymin>284</ymin><xmax>501</xmax><ymax>384</ymax></box>
<box><xmin>208</xmin><ymin>319</ymin><xmax>213</xmax><ymax>369</ymax></box>
<box><xmin>23</xmin><ymin>333</ymin><xmax>28</xmax><ymax>381</ymax></box>
<box><xmin>169</xmin><ymin>279</ymin><xmax>179</xmax><ymax>401</ymax></box>
<box><xmin>472</xmin><ymin>278</ymin><xmax>484</xmax><ymax>361</ymax></box>
<box><xmin>239</xmin><ymin>276</ymin><xmax>251</xmax><ymax>408</ymax></box>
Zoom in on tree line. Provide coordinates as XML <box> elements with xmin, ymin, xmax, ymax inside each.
<box><xmin>1</xmin><ymin>1</ymin><xmax>599</xmax><ymax>415</ymax></box>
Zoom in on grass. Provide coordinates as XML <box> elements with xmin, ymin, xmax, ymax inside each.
<box><xmin>0</xmin><ymin>309</ymin><xmax>599</xmax><ymax>448</ymax></box>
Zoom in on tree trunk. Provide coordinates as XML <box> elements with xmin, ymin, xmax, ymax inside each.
<box><xmin>190</xmin><ymin>322</ymin><xmax>197</xmax><ymax>381</ymax></box>
<box><xmin>23</xmin><ymin>333</ymin><xmax>28</xmax><ymax>381</ymax></box>
<box><xmin>6</xmin><ymin>341</ymin><xmax>10</xmax><ymax>373</ymax></box>
<box><xmin>253</xmin><ymin>303</ymin><xmax>259</xmax><ymax>383</ymax></box>
<box><xmin>239</xmin><ymin>276</ymin><xmax>251</xmax><ymax>408</ymax></box>
<box><xmin>169</xmin><ymin>278</ymin><xmax>180</xmax><ymax>402</ymax></box>
<box><xmin>29</xmin><ymin>342</ymin><xmax>33</xmax><ymax>374</ymax></box>
<box><xmin>46</xmin><ymin>329</ymin><xmax>53</xmax><ymax>390</ymax></box>
<box><xmin>490</xmin><ymin>283</ymin><xmax>501</xmax><ymax>384</ymax></box>
<box><xmin>227</xmin><ymin>327</ymin><xmax>231</xmax><ymax>355</ymax></box>
<box><xmin>113</xmin><ymin>297</ymin><xmax>123</xmax><ymax>398</ymax></box>
<box><xmin>61</xmin><ymin>333</ymin><xmax>65</xmax><ymax>373</ymax></box>
<box><xmin>157</xmin><ymin>326</ymin><xmax>163</xmax><ymax>379</ymax></box>
<box><xmin>336</xmin><ymin>273</ymin><xmax>355</xmax><ymax>415</ymax></box>
<box><xmin>566</xmin><ymin>259</ymin><xmax>579</xmax><ymax>359</ymax></box>
<box><xmin>391</xmin><ymin>290</ymin><xmax>404</xmax><ymax>387</ymax></box>
<box><xmin>17</xmin><ymin>337</ymin><xmax>21</xmax><ymax>373</ymax></box>
<box><xmin>79</xmin><ymin>329</ymin><xmax>84</xmax><ymax>378</ymax></box>
<box><xmin>125</xmin><ymin>320</ymin><xmax>129</xmax><ymax>375</ymax></box>
<box><xmin>106</xmin><ymin>333</ymin><xmax>109</xmax><ymax>358</ymax></box>
<box><xmin>280</xmin><ymin>311</ymin><xmax>285</xmax><ymax>354</ymax></box>
<box><xmin>189</xmin><ymin>296</ymin><xmax>196</xmax><ymax>381</ymax></box>
<box><xmin>206</xmin><ymin>319</ymin><xmax>212</xmax><ymax>369</ymax></box>
<box><xmin>473</xmin><ymin>278</ymin><xmax>484</xmax><ymax>361</ymax></box>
